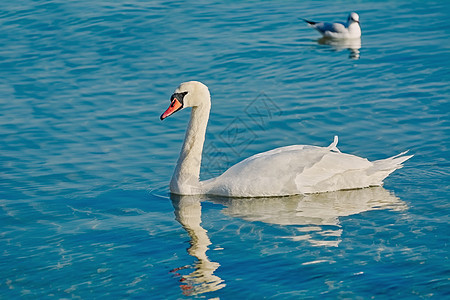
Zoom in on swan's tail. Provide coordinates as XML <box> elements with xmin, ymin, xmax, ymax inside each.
<box><xmin>372</xmin><ymin>151</ymin><xmax>413</xmax><ymax>171</ymax></box>
<box><xmin>327</xmin><ymin>136</ymin><xmax>341</xmax><ymax>153</ymax></box>
<box><xmin>367</xmin><ymin>151</ymin><xmax>413</xmax><ymax>185</ymax></box>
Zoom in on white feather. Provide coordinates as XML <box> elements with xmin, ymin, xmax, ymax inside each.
<box><xmin>162</xmin><ymin>81</ymin><xmax>412</xmax><ymax>197</ymax></box>
<box><xmin>304</xmin><ymin>12</ymin><xmax>361</xmax><ymax>39</ymax></box>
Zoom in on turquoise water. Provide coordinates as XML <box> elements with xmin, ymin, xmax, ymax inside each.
<box><xmin>1</xmin><ymin>0</ymin><xmax>449</xmax><ymax>298</ymax></box>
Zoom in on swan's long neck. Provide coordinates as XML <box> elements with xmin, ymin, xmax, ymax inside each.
<box><xmin>170</xmin><ymin>100</ymin><xmax>211</xmax><ymax>195</ymax></box>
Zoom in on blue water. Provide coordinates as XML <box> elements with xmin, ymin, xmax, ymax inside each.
<box><xmin>1</xmin><ymin>0</ymin><xmax>449</xmax><ymax>298</ymax></box>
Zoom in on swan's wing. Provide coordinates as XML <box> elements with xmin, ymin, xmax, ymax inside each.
<box><xmin>295</xmin><ymin>150</ymin><xmax>372</xmax><ymax>193</ymax></box>
<box><xmin>202</xmin><ymin>145</ymin><xmax>317</xmax><ymax>197</ymax></box>
<box><xmin>202</xmin><ymin>142</ymin><xmax>373</xmax><ymax>197</ymax></box>
<box><xmin>295</xmin><ymin>150</ymin><xmax>413</xmax><ymax>194</ymax></box>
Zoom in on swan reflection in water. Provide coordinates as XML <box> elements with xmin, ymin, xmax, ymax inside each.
<box><xmin>214</xmin><ymin>186</ymin><xmax>406</xmax><ymax>247</ymax></box>
<box><xmin>317</xmin><ymin>37</ymin><xmax>362</xmax><ymax>59</ymax></box>
<box><xmin>170</xmin><ymin>187</ymin><xmax>406</xmax><ymax>294</ymax></box>
<box><xmin>171</xmin><ymin>194</ymin><xmax>225</xmax><ymax>296</ymax></box>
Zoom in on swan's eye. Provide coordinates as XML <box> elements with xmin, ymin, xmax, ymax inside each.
<box><xmin>170</xmin><ymin>91</ymin><xmax>188</xmax><ymax>106</ymax></box>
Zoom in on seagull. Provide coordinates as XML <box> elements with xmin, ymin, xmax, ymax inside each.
<box><xmin>302</xmin><ymin>12</ymin><xmax>361</xmax><ymax>39</ymax></box>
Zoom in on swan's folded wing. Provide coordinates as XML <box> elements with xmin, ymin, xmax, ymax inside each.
<box><xmin>202</xmin><ymin>145</ymin><xmax>370</xmax><ymax>197</ymax></box>
<box><xmin>295</xmin><ymin>151</ymin><xmax>373</xmax><ymax>193</ymax></box>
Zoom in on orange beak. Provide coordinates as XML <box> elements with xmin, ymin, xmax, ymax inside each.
<box><xmin>160</xmin><ymin>99</ymin><xmax>183</xmax><ymax>120</ymax></box>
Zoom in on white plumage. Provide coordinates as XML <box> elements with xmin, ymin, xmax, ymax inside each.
<box><xmin>160</xmin><ymin>81</ymin><xmax>412</xmax><ymax>197</ymax></box>
<box><xmin>303</xmin><ymin>12</ymin><xmax>361</xmax><ymax>39</ymax></box>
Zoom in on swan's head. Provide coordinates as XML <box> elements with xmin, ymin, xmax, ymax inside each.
<box><xmin>160</xmin><ymin>81</ymin><xmax>210</xmax><ymax>120</ymax></box>
<box><xmin>348</xmin><ymin>12</ymin><xmax>360</xmax><ymax>24</ymax></box>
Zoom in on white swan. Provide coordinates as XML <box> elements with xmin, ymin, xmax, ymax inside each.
<box><xmin>303</xmin><ymin>12</ymin><xmax>361</xmax><ymax>39</ymax></box>
<box><xmin>160</xmin><ymin>81</ymin><xmax>412</xmax><ymax>197</ymax></box>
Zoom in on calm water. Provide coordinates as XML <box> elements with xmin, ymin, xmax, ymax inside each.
<box><xmin>1</xmin><ymin>0</ymin><xmax>449</xmax><ymax>298</ymax></box>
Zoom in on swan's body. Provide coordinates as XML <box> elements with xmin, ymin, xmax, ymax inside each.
<box><xmin>303</xmin><ymin>12</ymin><xmax>361</xmax><ymax>39</ymax></box>
<box><xmin>161</xmin><ymin>81</ymin><xmax>412</xmax><ymax>197</ymax></box>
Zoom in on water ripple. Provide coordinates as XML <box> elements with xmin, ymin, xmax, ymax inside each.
<box><xmin>1</xmin><ymin>0</ymin><xmax>449</xmax><ymax>298</ymax></box>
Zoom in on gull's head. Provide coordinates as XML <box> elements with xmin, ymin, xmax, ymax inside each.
<box><xmin>348</xmin><ymin>12</ymin><xmax>360</xmax><ymax>24</ymax></box>
<box><xmin>160</xmin><ymin>81</ymin><xmax>210</xmax><ymax>120</ymax></box>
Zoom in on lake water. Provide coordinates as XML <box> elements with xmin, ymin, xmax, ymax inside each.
<box><xmin>1</xmin><ymin>0</ymin><xmax>449</xmax><ymax>298</ymax></box>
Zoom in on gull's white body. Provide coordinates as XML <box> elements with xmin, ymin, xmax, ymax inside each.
<box><xmin>304</xmin><ymin>12</ymin><xmax>361</xmax><ymax>39</ymax></box>
<box><xmin>164</xmin><ymin>81</ymin><xmax>412</xmax><ymax>197</ymax></box>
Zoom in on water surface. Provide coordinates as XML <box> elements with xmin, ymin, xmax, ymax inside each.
<box><xmin>1</xmin><ymin>0</ymin><xmax>449</xmax><ymax>298</ymax></box>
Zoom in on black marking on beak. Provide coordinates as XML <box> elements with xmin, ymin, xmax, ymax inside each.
<box><xmin>170</xmin><ymin>91</ymin><xmax>188</xmax><ymax>106</ymax></box>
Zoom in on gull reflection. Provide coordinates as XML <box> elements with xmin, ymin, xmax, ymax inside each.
<box><xmin>212</xmin><ymin>187</ymin><xmax>407</xmax><ymax>247</ymax></box>
<box><xmin>171</xmin><ymin>194</ymin><xmax>225</xmax><ymax>296</ymax></box>
<box><xmin>317</xmin><ymin>37</ymin><xmax>362</xmax><ymax>59</ymax></box>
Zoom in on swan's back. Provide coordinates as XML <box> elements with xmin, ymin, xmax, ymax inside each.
<box><xmin>201</xmin><ymin>137</ymin><xmax>412</xmax><ymax>197</ymax></box>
